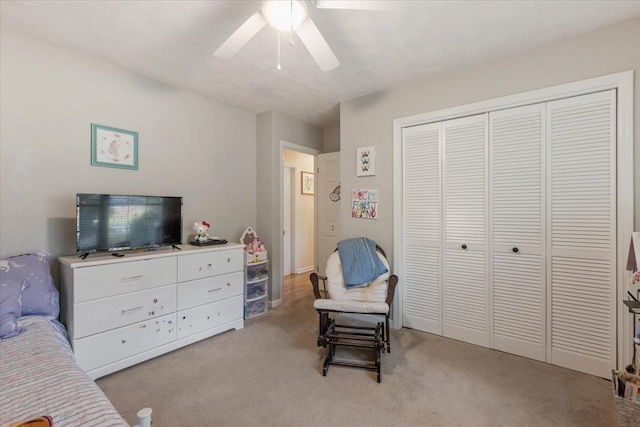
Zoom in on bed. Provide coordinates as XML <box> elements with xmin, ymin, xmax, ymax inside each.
<box><xmin>0</xmin><ymin>253</ymin><xmax>130</xmax><ymax>427</ymax></box>
<box><xmin>0</xmin><ymin>316</ymin><xmax>128</xmax><ymax>427</ymax></box>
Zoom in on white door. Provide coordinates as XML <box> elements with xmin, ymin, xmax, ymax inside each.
<box><xmin>399</xmin><ymin>88</ymin><xmax>620</xmax><ymax>378</ymax></box>
<box><xmin>316</xmin><ymin>152</ymin><xmax>340</xmax><ymax>276</ymax></box>
<box><xmin>490</xmin><ymin>103</ymin><xmax>546</xmax><ymax>361</ymax></box>
<box><xmin>401</xmin><ymin>122</ymin><xmax>442</xmax><ymax>334</ymax></box>
<box><xmin>283</xmin><ymin>165</ymin><xmax>294</xmax><ymax>276</ymax></box>
<box><xmin>442</xmin><ymin>114</ymin><xmax>489</xmax><ymax>347</ymax></box>
<box><xmin>546</xmin><ymin>90</ymin><xmax>616</xmax><ymax>378</ymax></box>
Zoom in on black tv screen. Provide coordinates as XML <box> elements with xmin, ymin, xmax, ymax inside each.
<box><xmin>77</xmin><ymin>193</ymin><xmax>183</xmax><ymax>253</ymax></box>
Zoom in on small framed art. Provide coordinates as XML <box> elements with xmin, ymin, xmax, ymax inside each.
<box><xmin>356</xmin><ymin>146</ymin><xmax>375</xmax><ymax>176</ymax></box>
<box><xmin>352</xmin><ymin>188</ymin><xmax>378</xmax><ymax>219</ymax></box>
<box><xmin>91</xmin><ymin>123</ymin><xmax>138</xmax><ymax>170</ymax></box>
<box><xmin>301</xmin><ymin>171</ymin><xmax>314</xmax><ymax>195</ymax></box>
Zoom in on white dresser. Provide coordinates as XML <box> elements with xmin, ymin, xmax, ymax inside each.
<box><xmin>59</xmin><ymin>244</ymin><xmax>244</xmax><ymax>380</ymax></box>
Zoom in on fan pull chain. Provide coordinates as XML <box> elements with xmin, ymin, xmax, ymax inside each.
<box><xmin>277</xmin><ymin>31</ymin><xmax>281</xmax><ymax>71</ymax></box>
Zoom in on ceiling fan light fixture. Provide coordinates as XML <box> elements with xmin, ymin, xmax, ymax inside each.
<box><xmin>262</xmin><ymin>0</ymin><xmax>307</xmax><ymax>32</ymax></box>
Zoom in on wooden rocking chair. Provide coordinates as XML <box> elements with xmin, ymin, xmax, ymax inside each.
<box><xmin>310</xmin><ymin>244</ymin><xmax>398</xmax><ymax>383</ymax></box>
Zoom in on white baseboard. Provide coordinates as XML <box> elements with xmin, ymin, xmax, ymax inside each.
<box><xmin>269</xmin><ymin>298</ymin><xmax>282</xmax><ymax>308</ymax></box>
<box><xmin>296</xmin><ymin>265</ymin><xmax>314</xmax><ymax>274</ymax></box>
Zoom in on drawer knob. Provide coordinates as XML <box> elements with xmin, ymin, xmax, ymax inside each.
<box><xmin>208</xmin><ymin>263</ymin><xmax>212</xmax><ymax>268</ymax></box>
<box><xmin>513</xmin><ymin>247</ymin><xmax>519</xmax><ymax>253</ymax></box>
<box><xmin>461</xmin><ymin>244</ymin><xmax>467</xmax><ymax>250</ymax></box>
<box><xmin>227</xmin><ymin>258</ymin><xmax>231</xmax><ymax>263</ymax></box>
<box><xmin>227</xmin><ymin>282</ymin><xmax>231</xmax><ymax>287</ymax></box>
<box><xmin>121</xmin><ymin>339</ymin><xmax>127</xmax><ymax>344</ymax></box>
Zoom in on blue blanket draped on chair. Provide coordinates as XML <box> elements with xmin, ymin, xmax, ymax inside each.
<box><xmin>337</xmin><ymin>237</ymin><xmax>388</xmax><ymax>288</ymax></box>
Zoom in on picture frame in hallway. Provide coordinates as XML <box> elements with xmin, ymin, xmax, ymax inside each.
<box><xmin>91</xmin><ymin>123</ymin><xmax>138</xmax><ymax>170</ymax></box>
<box><xmin>301</xmin><ymin>171</ymin><xmax>314</xmax><ymax>195</ymax></box>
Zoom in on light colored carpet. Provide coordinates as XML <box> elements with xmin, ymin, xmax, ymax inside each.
<box><xmin>97</xmin><ymin>275</ymin><xmax>618</xmax><ymax>426</ymax></box>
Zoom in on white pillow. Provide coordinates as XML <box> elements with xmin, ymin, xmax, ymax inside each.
<box><xmin>324</xmin><ymin>251</ymin><xmax>390</xmax><ymax>303</ymax></box>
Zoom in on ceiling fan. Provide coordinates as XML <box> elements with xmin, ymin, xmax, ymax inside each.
<box><xmin>214</xmin><ymin>0</ymin><xmax>389</xmax><ymax>72</ymax></box>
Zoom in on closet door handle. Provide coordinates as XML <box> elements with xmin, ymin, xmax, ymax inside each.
<box><xmin>461</xmin><ymin>244</ymin><xmax>467</xmax><ymax>250</ymax></box>
<box><xmin>512</xmin><ymin>247</ymin><xmax>519</xmax><ymax>253</ymax></box>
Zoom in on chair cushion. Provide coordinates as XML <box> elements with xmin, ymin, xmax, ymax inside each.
<box><xmin>324</xmin><ymin>251</ymin><xmax>390</xmax><ymax>303</ymax></box>
<box><xmin>314</xmin><ymin>299</ymin><xmax>389</xmax><ymax>314</ymax></box>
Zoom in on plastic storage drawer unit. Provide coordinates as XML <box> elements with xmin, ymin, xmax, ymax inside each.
<box><xmin>245</xmin><ymin>297</ymin><xmax>267</xmax><ymax>319</ymax></box>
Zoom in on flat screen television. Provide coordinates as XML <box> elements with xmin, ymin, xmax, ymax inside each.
<box><xmin>76</xmin><ymin>193</ymin><xmax>183</xmax><ymax>254</ymax></box>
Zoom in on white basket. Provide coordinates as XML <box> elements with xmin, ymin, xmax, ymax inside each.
<box><xmin>612</xmin><ymin>368</ymin><xmax>640</xmax><ymax>426</ymax></box>
<box><xmin>245</xmin><ymin>251</ymin><xmax>268</xmax><ymax>264</ymax></box>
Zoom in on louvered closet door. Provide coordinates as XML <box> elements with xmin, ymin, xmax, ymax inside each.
<box><xmin>443</xmin><ymin>114</ymin><xmax>489</xmax><ymax>347</ymax></box>
<box><xmin>402</xmin><ymin>123</ymin><xmax>442</xmax><ymax>334</ymax></box>
<box><xmin>547</xmin><ymin>90</ymin><xmax>616</xmax><ymax>378</ymax></box>
<box><xmin>490</xmin><ymin>104</ymin><xmax>546</xmax><ymax>361</ymax></box>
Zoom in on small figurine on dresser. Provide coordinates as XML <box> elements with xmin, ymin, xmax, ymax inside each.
<box><xmin>189</xmin><ymin>221</ymin><xmax>226</xmax><ymax>245</ymax></box>
<box><xmin>193</xmin><ymin>220</ymin><xmax>211</xmax><ymax>242</ymax></box>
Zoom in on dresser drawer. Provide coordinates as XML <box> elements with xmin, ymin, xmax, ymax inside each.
<box><xmin>74</xmin><ymin>257</ymin><xmax>176</xmax><ymax>303</ymax></box>
<box><xmin>74</xmin><ymin>284</ymin><xmax>177</xmax><ymax>339</ymax></box>
<box><xmin>177</xmin><ymin>271</ymin><xmax>243</xmax><ymax>311</ymax></box>
<box><xmin>74</xmin><ymin>313</ymin><xmax>176</xmax><ymax>372</ymax></box>
<box><xmin>177</xmin><ymin>249</ymin><xmax>243</xmax><ymax>282</ymax></box>
<box><xmin>177</xmin><ymin>295</ymin><xmax>243</xmax><ymax>340</ymax></box>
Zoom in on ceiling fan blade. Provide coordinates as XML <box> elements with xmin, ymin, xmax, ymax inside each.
<box><xmin>214</xmin><ymin>12</ymin><xmax>267</xmax><ymax>58</ymax></box>
<box><xmin>295</xmin><ymin>18</ymin><xmax>339</xmax><ymax>71</ymax></box>
<box><xmin>311</xmin><ymin>0</ymin><xmax>397</xmax><ymax>11</ymax></box>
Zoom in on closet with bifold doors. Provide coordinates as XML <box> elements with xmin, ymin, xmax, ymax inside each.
<box><xmin>401</xmin><ymin>89</ymin><xmax>617</xmax><ymax>378</ymax></box>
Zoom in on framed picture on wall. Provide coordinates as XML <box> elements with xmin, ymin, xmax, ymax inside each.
<box><xmin>356</xmin><ymin>146</ymin><xmax>375</xmax><ymax>176</ymax></box>
<box><xmin>301</xmin><ymin>171</ymin><xmax>314</xmax><ymax>195</ymax></box>
<box><xmin>91</xmin><ymin>123</ymin><xmax>138</xmax><ymax>170</ymax></box>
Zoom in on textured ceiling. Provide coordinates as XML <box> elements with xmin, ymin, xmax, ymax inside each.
<box><xmin>2</xmin><ymin>1</ymin><xmax>640</xmax><ymax>127</ymax></box>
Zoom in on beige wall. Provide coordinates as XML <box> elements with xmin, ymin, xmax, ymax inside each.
<box><xmin>256</xmin><ymin>111</ymin><xmax>322</xmax><ymax>303</ymax></box>
<box><xmin>283</xmin><ymin>149</ymin><xmax>315</xmax><ymax>273</ymax></box>
<box><xmin>0</xmin><ymin>30</ymin><xmax>257</xmax><ymax>281</ymax></box>
<box><xmin>340</xmin><ymin>18</ymin><xmax>640</xmax><ymax>260</ymax></box>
